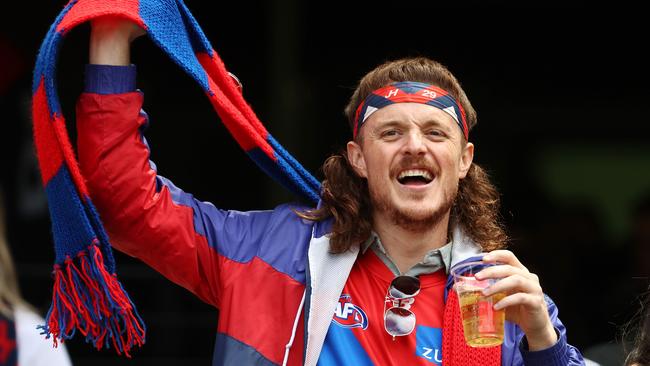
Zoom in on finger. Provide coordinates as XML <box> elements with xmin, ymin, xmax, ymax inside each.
<box><xmin>493</xmin><ymin>292</ymin><xmax>546</xmax><ymax>311</ymax></box>
<box><xmin>482</xmin><ymin>250</ymin><xmax>527</xmax><ymax>271</ymax></box>
<box><xmin>475</xmin><ymin>264</ymin><xmax>528</xmax><ymax>281</ymax></box>
<box><xmin>482</xmin><ymin>274</ymin><xmax>541</xmax><ymax>297</ymax></box>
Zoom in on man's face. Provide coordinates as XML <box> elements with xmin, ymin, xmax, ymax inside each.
<box><xmin>347</xmin><ymin>103</ymin><xmax>474</xmax><ymax>230</ymax></box>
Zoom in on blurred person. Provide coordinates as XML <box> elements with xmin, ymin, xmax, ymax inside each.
<box><xmin>0</xmin><ymin>188</ymin><xmax>72</xmax><ymax>366</ymax></box>
<box><xmin>620</xmin><ymin>197</ymin><xmax>650</xmax><ymax>366</ymax></box>
<box><xmin>625</xmin><ymin>291</ymin><xmax>650</xmax><ymax>366</ymax></box>
<box><xmin>66</xmin><ymin>15</ymin><xmax>586</xmax><ymax>366</ymax></box>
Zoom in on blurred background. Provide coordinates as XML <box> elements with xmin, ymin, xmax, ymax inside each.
<box><xmin>1</xmin><ymin>1</ymin><xmax>648</xmax><ymax>365</ymax></box>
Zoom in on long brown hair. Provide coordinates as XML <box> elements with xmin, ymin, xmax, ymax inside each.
<box><xmin>298</xmin><ymin>57</ymin><xmax>508</xmax><ymax>253</ymax></box>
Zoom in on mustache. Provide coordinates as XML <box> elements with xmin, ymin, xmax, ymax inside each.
<box><xmin>391</xmin><ymin>156</ymin><xmax>437</xmax><ymax>176</ymax></box>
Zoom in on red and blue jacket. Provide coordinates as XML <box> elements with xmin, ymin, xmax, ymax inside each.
<box><xmin>76</xmin><ymin>64</ymin><xmax>585</xmax><ymax>366</ymax></box>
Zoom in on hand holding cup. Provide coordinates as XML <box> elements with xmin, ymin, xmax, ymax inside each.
<box><xmin>476</xmin><ymin>250</ymin><xmax>557</xmax><ymax>351</ymax></box>
<box><xmin>451</xmin><ymin>261</ymin><xmax>506</xmax><ymax>347</ymax></box>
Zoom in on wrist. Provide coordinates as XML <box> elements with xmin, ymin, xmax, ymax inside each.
<box><xmin>89</xmin><ymin>17</ymin><xmax>142</xmax><ymax>66</ymax></box>
<box><xmin>525</xmin><ymin>323</ymin><xmax>558</xmax><ymax>351</ymax></box>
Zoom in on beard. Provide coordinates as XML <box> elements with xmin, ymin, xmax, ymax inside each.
<box><xmin>369</xmin><ymin>182</ymin><xmax>458</xmax><ymax>233</ymax></box>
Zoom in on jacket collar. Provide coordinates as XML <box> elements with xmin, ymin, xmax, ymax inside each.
<box><xmin>303</xmin><ymin>223</ymin><xmax>483</xmax><ymax>365</ymax></box>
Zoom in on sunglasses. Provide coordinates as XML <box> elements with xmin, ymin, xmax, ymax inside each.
<box><xmin>384</xmin><ymin>275</ymin><xmax>421</xmax><ymax>339</ymax></box>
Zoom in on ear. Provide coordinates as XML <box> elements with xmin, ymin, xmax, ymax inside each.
<box><xmin>458</xmin><ymin>142</ymin><xmax>474</xmax><ymax>179</ymax></box>
<box><xmin>347</xmin><ymin>141</ymin><xmax>368</xmax><ymax>178</ymax></box>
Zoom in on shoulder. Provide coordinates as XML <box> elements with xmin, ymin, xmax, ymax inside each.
<box><xmin>271</xmin><ymin>202</ymin><xmax>315</xmax><ymax>222</ymax></box>
<box><xmin>263</xmin><ymin>202</ymin><xmax>318</xmax><ymax>242</ymax></box>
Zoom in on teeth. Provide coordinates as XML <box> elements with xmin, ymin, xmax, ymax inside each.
<box><xmin>398</xmin><ymin>169</ymin><xmax>432</xmax><ymax>181</ymax></box>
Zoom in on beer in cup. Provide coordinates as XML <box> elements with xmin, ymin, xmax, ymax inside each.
<box><xmin>450</xmin><ymin>261</ymin><xmax>505</xmax><ymax>347</ymax></box>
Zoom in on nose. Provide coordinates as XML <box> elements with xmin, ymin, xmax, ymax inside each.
<box><xmin>403</xmin><ymin>131</ymin><xmax>427</xmax><ymax>155</ymax></box>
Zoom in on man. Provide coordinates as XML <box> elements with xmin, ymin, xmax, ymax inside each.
<box><xmin>77</xmin><ymin>16</ymin><xmax>584</xmax><ymax>365</ymax></box>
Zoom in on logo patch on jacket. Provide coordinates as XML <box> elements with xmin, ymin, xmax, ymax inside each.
<box><xmin>333</xmin><ymin>294</ymin><xmax>368</xmax><ymax>330</ymax></box>
<box><xmin>415</xmin><ymin>325</ymin><xmax>443</xmax><ymax>365</ymax></box>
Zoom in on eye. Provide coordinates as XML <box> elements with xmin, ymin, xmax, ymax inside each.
<box><xmin>426</xmin><ymin>129</ymin><xmax>446</xmax><ymax>138</ymax></box>
<box><xmin>381</xmin><ymin>129</ymin><xmax>401</xmax><ymax>138</ymax></box>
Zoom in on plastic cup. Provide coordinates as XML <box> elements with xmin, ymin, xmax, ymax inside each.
<box><xmin>450</xmin><ymin>261</ymin><xmax>505</xmax><ymax>347</ymax></box>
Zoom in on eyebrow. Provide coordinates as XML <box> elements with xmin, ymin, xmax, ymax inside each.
<box><xmin>374</xmin><ymin>119</ymin><xmax>452</xmax><ymax>131</ymax></box>
<box><xmin>374</xmin><ymin>120</ymin><xmax>405</xmax><ymax>129</ymax></box>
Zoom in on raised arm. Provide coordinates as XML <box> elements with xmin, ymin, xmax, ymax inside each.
<box><xmin>76</xmin><ymin>17</ymin><xmax>280</xmax><ymax>308</ymax></box>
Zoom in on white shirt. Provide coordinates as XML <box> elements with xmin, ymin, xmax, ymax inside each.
<box><xmin>14</xmin><ymin>307</ymin><xmax>72</xmax><ymax>366</ymax></box>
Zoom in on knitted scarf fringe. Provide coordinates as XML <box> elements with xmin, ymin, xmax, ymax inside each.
<box><xmin>39</xmin><ymin>243</ymin><xmax>145</xmax><ymax>357</ymax></box>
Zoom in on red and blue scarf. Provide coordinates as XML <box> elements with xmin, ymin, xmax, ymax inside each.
<box><xmin>32</xmin><ymin>0</ymin><xmax>320</xmax><ymax>356</ymax></box>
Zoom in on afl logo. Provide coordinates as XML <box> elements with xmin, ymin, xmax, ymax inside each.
<box><xmin>333</xmin><ymin>294</ymin><xmax>368</xmax><ymax>330</ymax></box>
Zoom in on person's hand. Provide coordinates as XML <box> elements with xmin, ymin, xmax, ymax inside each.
<box><xmin>475</xmin><ymin>250</ymin><xmax>558</xmax><ymax>351</ymax></box>
<box><xmin>89</xmin><ymin>16</ymin><xmax>146</xmax><ymax>65</ymax></box>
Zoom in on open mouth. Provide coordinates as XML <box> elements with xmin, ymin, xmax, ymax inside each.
<box><xmin>396</xmin><ymin>169</ymin><xmax>434</xmax><ymax>186</ymax></box>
